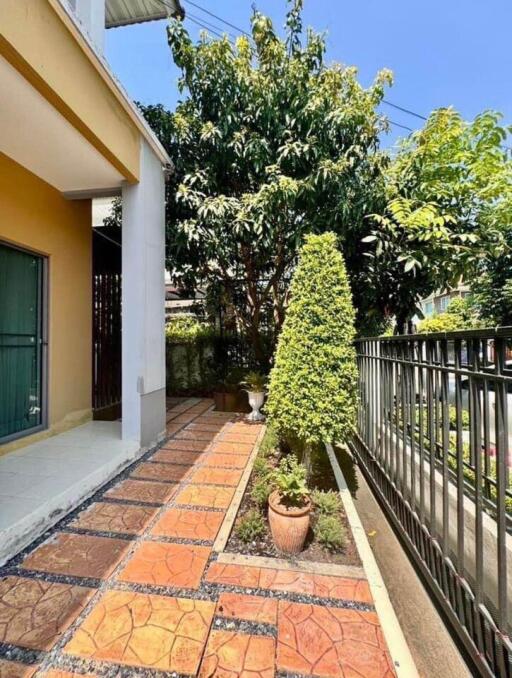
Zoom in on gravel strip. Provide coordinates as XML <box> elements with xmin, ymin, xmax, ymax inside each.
<box><xmin>211</xmin><ymin>616</ymin><xmax>277</xmax><ymax>637</ymax></box>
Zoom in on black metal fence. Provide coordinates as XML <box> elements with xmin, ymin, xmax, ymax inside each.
<box><xmin>351</xmin><ymin>328</ymin><xmax>512</xmax><ymax>677</ymax></box>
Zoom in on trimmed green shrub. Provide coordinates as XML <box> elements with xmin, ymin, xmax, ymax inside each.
<box><xmin>418</xmin><ymin>297</ymin><xmax>484</xmax><ymax>334</ymax></box>
<box><xmin>236</xmin><ymin>510</ymin><xmax>266</xmax><ymax>542</ymax></box>
<box><xmin>266</xmin><ymin>233</ymin><xmax>358</xmax><ymax>444</ymax></box>
<box><xmin>165</xmin><ymin>314</ymin><xmax>213</xmax><ymax>343</ymax></box>
<box><xmin>448</xmin><ymin>405</ymin><xmax>470</xmax><ymax>430</ymax></box>
<box><xmin>314</xmin><ymin>515</ymin><xmax>346</xmax><ymax>551</ymax></box>
<box><xmin>312</xmin><ymin>489</ymin><xmax>342</xmax><ymax>516</ymax></box>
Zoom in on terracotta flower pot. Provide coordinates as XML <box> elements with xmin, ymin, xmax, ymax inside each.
<box><xmin>268</xmin><ymin>490</ymin><xmax>311</xmax><ymax>555</ymax></box>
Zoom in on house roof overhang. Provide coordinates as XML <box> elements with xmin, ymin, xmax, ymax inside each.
<box><xmin>0</xmin><ymin>0</ymin><xmax>171</xmax><ymax>197</ymax></box>
<box><xmin>106</xmin><ymin>0</ymin><xmax>185</xmax><ymax>28</ymax></box>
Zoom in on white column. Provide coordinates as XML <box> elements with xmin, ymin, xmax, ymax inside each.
<box><xmin>122</xmin><ymin>139</ymin><xmax>166</xmax><ymax>445</ymax></box>
<box><xmin>75</xmin><ymin>0</ymin><xmax>105</xmax><ymax>53</ymax></box>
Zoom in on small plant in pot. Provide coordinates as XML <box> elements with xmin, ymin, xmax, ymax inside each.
<box><xmin>268</xmin><ymin>456</ymin><xmax>311</xmax><ymax>554</ymax></box>
<box><xmin>241</xmin><ymin>371</ymin><xmax>267</xmax><ymax>422</ymax></box>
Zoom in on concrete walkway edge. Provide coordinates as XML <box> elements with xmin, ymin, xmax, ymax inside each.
<box><xmin>326</xmin><ymin>442</ymin><xmax>419</xmax><ymax>678</ymax></box>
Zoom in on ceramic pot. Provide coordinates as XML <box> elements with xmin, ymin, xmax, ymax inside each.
<box><xmin>268</xmin><ymin>490</ymin><xmax>311</xmax><ymax>554</ymax></box>
<box><xmin>247</xmin><ymin>391</ymin><xmax>265</xmax><ymax>421</ymax></box>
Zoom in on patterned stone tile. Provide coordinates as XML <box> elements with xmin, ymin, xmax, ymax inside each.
<box><xmin>277</xmin><ymin>601</ymin><xmax>394</xmax><ymax>678</ymax></box>
<box><xmin>212</xmin><ymin>442</ymin><xmax>253</xmax><ymax>455</ymax></box>
<box><xmin>0</xmin><ymin>577</ymin><xmax>93</xmax><ymax>651</ymax></box>
<box><xmin>174</xmin><ymin>484</ymin><xmax>234</xmax><ymax>510</ymax></box>
<box><xmin>150</xmin><ymin>449</ymin><xmax>205</xmax><ymax>466</ymax></box>
<box><xmin>151</xmin><ymin>508</ymin><xmax>224</xmax><ymax>541</ymax></box>
<box><xmin>0</xmin><ymin>661</ymin><xmax>37</xmax><ymax>678</ymax></box>
<box><xmin>205</xmin><ymin>564</ymin><xmax>373</xmax><ymax>603</ymax></box>
<box><xmin>69</xmin><ymin>502</ymin><xmax>157</xmax><ymax>535</ymax></box>
<box><xmin>130</xmin><ymin>462</ymin><xmax>191</xmax><ymax>483</ymax></box>
<box><xmin>43</xmin><ymin>671</ymin><xmax>97</xmax><ymax>678</ymax></box>
<box><xmin>190</xmin><ymin>467</ymin><xmax>243</xmax><ymax>487</ymax></box>
<box><xmin>203</xmin><ymin>453</ymin><xmax>248</xmax><ymax>469</ymax></box>
<box><xmin>199</xmin><ymin>630</ymin><xmax>275</xmax><ymax>678</ymax></box>
<box><xmin>21</xmin><ymin>533</ymin><xmax>129</xmax><ymax>580</ymax></box>
<box><xmin>103</xmin><ymin>479</ymin><xmax>176</xmax><ymax>504</ymax></box>
<box><xmin>64</xmin><ymin>590</ymin><xmax>214</xmax><ymax>673</ymax></box>
<box><xmin>162</xmin><ymin>440</ymin><xmax>211</xmax><ymax>452</ymax></box>
<box><xmin>166</xmin><ymin>422</ymin><xmax>183</xmax><ymax>435</ymax></box>
<box><xmin>118</xmin><ymin>541</ymin><xmax>211</xmax><ymax>589</ymax></box>
<box><xmin>216</xmin><ymin>593</ymin><xmax>278</xmax><ymax>626</ymax></box>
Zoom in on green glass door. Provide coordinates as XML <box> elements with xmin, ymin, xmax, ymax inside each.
<box><xmin>0</xmin><ymin>242</ymin><xmax>46</xmax><ymax>441</ymax></box>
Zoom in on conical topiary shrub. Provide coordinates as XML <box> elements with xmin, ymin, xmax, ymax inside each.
<box><xmin>266</xmin><ymin>232</ymin><xmax>358</xmax><ymax>445</ymax></box>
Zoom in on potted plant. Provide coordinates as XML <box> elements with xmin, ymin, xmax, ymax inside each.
<box><xmin>268</xmin><ymin>456</ymin><xmax>311</xmax><ymax>554</ymax></box>
<box><xmin>241</xmin><ymin>371</ymin><xmax>267</xmax><ymax>421</ymax></box>
<box><xmin>213</xmin><ymin>367</ymin><xmax>249</xmax><ymax>412</ymax></box>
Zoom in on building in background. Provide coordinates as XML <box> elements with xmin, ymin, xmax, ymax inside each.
<box><xmin>419</xmin><ymin>282</ymin><xmax>471</xmax><ymax>318</ymax></box>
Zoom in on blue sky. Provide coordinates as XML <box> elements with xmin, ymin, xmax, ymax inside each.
<box><xmin>106</xmin><ymin>0</ymin><xmax>512</xmax><ymax>148</ymax></box>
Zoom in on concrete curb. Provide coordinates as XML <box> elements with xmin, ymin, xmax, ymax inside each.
<box><xmin>326</xmin><ymin>442</ymin><xmax>419</xmax><ymax>678</ymax></box>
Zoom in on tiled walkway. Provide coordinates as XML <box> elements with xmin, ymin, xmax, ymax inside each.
<box><xmin>0</xmin><ymin>398</ymin><xmax>395</xmax><ymax>677</ymax></box>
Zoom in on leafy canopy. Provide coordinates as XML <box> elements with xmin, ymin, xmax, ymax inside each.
<box><xmin>363</xmin><ymin>108</ymin><xmax>512</xmax><ymax>331</ymax></box>
<box><xmin>141</xmin><ymin>0</ymin><xmax>391</xmax><ymax>354</ymax></box>
<box><xmin>266</xmin><ymin>233</ymin><xmax>358</xmax><ymax>444</ymax></box>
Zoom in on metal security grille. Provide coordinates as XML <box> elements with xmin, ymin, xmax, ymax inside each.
<box><xmin>351</xmin><ymin>329</ymin><xmax>512</xmax><ymax>677</ymax></box>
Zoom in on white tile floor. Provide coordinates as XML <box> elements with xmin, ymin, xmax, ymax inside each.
<box><xmin>0</xmin><ymin>422</ymin><xmax>140</xmax><ymax>564</ymax></box>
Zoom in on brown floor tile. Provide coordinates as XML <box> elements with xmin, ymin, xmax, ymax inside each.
<box><xmin>166</xmin><ymin>422</ymin><xmax>183</xmax><ymax>435</ymax></box>
<box><xmin>152</xmin><ymin>508</ymin><xmax>224</xmax><ymax>541</ymax></box>
<box><xmin>0</xmin><ymin>577</ymin><xmax>93</xmax><ymax>651</ymax></box>
<box><xmin>69</xmin><ymin>502</ymin><xmax>157</xmax><ymax>535</ymax></box>
<box><xmin>205</xmin><ymin>564</ymin><xmax>373</xmax><ymax>603</ymax></box>
<box><xmin>217</xmin><ymin>593</ymin><xmax>278</xmax><ymax>626</ymax></box>
<box><xmin>203</xmin><ymin>453</ymin><xmax>248</xmax><ymax>469</ymax></box>
<box><xmin>131</xmin><ymin>462</ymin><xmax>191</xmax><ymax>483</ymax></box>
<box><xmin>277</xmin><ymin>601</ymin><xmax>394</xmax><ymax>678</ymax></box>
<box><xmin>151</xmin><ymin>449</ymin><xmax>204</xmax><ymax>465</ymax></box>
<box><xmin>174</xmin><ymin>429</ymin><xmax>218</xmax><ymax>442</ymax></box>
<box><xmin>175</xmin><ymin>484</ymin><xmax>234</xmax><ymax>509</ymax></box>
<box><xmin>64</xmin><ymin>590</ymin><xmax>214</xmax><ymax>673</ymax></box>
<box><xmin>162</xmin><ymin>440</ymin><xmax>211</xmax><ymax>452</ymax></box>
<box><xmin>185</xmin><ymin>422</ymin><xmax>226</xmax><ymax>433</ymax></box>
<box><xmin>0</xmin><ymin>661</ymin><xmax>37</xmax><ymax>678</ymax></box>
<box><xmin>220</xmin><ymin>432</ymin><xmax>260</xmax><ymax>444</ymax></box>
<box><xmin>190</xmin><ymin>467</ymin><xmax>243</xmax><ymax>487</ymax></box>
<box><xmin>212</xmin><ymin>442</ymin><xmax>253</xmax><ymax>455</ymax></box>
<box><xmin>103</xmin><ymin>479</ymin><xmax>176</xmax><ymax>504</ymax></box>
<box><xmin>21</xmin><ymin>533</ymin><xmax>129</xmax><ymax>580</ymax></box>
<box><xmin>118</xmin><ymin>541</ymin><xmax>211</xmax><ymax>589</ymax></box>
<box><xmin>199</xmin><ymin>630</ymin><xmax>275</xmax><ymax>678</ymax></box>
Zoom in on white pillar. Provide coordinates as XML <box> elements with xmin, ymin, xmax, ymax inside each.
<box><xmin>75</xmin><ymin>0</ymin><xmax>105</xmax><ymax>53</ymax></box>
<box><xmin>122</xmin><ymin>139</ymin><xmax>166</xmax><ymax>446</ymax></box>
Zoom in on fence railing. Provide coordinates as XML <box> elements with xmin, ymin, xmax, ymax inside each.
<box><xmin>351</xmin><ymin>328</ymin><xmax>512</xmax><ymax>677</ymax></box>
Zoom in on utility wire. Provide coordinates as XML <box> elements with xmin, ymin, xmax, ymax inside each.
<box><xmin>186</xmin><ymin>10</ymin><xmax>237</xmax><ymax>40</ymax></box>
<box><xmin>382</xmin><ymin>100</ymin><xmax>427</xmax><ymax>121</ymax></box>
<box><xmin>185</xmin><ymin>15</ymin><xmax>225</xmax><ymax>39</ymax></box>
<box><xmin>181</xmin><ymin>0</ymin><xmax>251</xmax><ymax>38</ymax></box>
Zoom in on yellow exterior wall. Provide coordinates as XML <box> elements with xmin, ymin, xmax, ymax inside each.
<box><xmin>0</xmin><ymin>152</ymin><xmax>92</xmax><ymax>456</ymax></box>
<box><xmin>0</xmin><ymin>0</ymin><xmax>140</xmax><ymax>183</ymax></box>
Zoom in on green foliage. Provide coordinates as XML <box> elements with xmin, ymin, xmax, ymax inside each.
<box><xmin>448</xmin><ymin>406</ymin><xmax>470</xmax><ymax>430</ymax></box>
<box><xmin>242</xmin><ymin>371</ymin><xmax>267</xmax><ymax>392</ymax></box>
<box><xmin>165</xmin><ymin>315</ymin><xmax>213</xmax><ymax>343</ymax></box>
<box><xmin>236</xmin><ymin>509</ymin><xmax>266</xmax><ymax>542</ymax></box>
<box><xmin>312</xmin><ymin>490</ymin><xmax>342</xmax><ymax>516</ymax></box>
<box><xmin>258</xmin><ymin>424</ymin><xmax>279</xmax><ymax>458</ymax></box>
<box><xmin>141</xmin><ymin>1</ymin><xmax>391</xmax><ymax>351</ymax></box>
<box><xmin>314</xmin><ymin>515</ymin><xmax>346</xmax><ymax>551</ymax></box>
<box><xmin>363</xmin><ymin>108</ymin><xmax>512</xmax><ymax>331</ymax></box>
<box><xmin>251</xmin><ymin>477</ymin><xmax>273</xmax><ymax>507</ymax></box>
<box><xmin>418</xmin><ymin>297</ymin><xmax>484</xmax><ymax>334</ymax></box>
<box><xmin>271</xmin><ymin>455</ymin><xmax>309</xmax><ymax>507</ymax></box>
<box><xmin>471</xmin><ymin>227</ymin><xmax>512</xmax><ymax>326</ymax></box>
<box><xmin>253</xmin><ymin>456</ymin><xmax>272</xmax><ymax>478</ymax></box>
<box><xmin>266</xmin><ymin>233</ymin><xmax>358</xmax><ymax>444</ymax></box>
